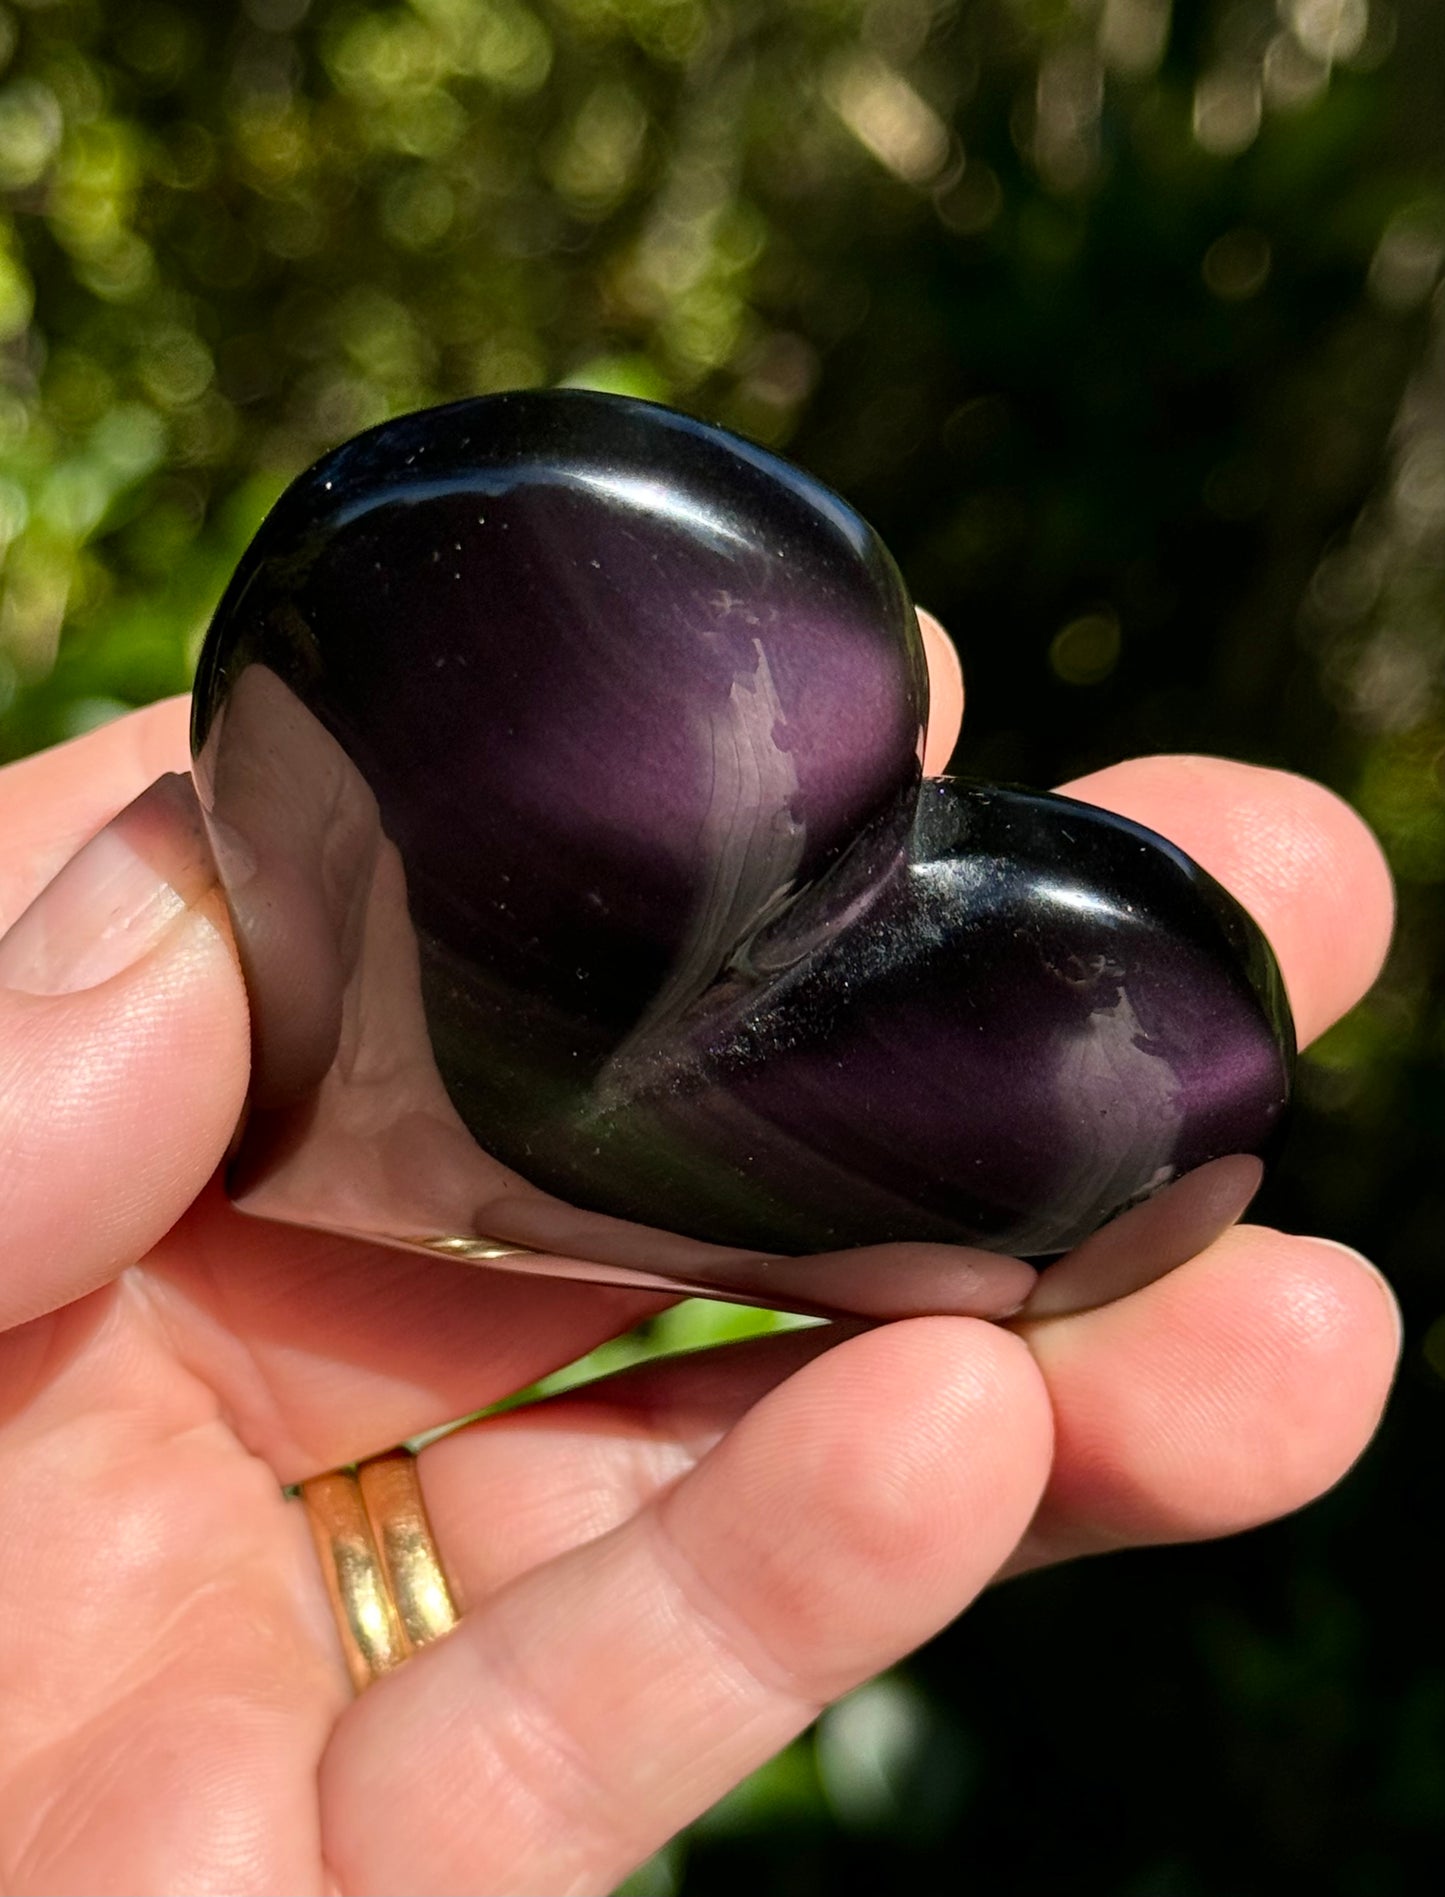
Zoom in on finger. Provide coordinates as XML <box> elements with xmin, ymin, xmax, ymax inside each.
<box><xmin>141</xmin><ymin>1185</ymin><xmax>671</xmax><ymax>1482</ymax></box>
<box><xmin>919</xmin><ymin>607</ymin><xmax>964</xmax><ymax>774</ymax></box>
<box><xmin>1004</xmin><ymin>1223</ymin><xmax>1400</xmax><ymax>1571</ymax></box>
<box><xmin>0</xmin><ymin>773</ymin><xmax>250</xmax><ymax>1330</ymax></box>
<box><xmin>422</xmin><ymin>1218</ymin><xmax>1399</xmax><ymax>1601</ymax></box>
<box><xmin>0</xmin><ymin>697</ymin><xmax>192</xmax><ymax>930</ymax></box>
<box><xmin>1061</xmin><ymin>755</ymin><xmax>1393</xmax><ymax>1048</ymax></box>
<box><xmin>419</xmin><ymin>1326</ymin><xmax>839</xmax><ymax>1598</ymax></box>
<box><xmin>320</xmin><ymin>1319</ymin><xmax>1051</xmax><ymax>1896</ymax></box>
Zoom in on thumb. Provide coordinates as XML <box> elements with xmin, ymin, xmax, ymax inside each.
<box><xmin>0</xmin><ymin>773</ymin><xmax>250</xmax><ymax>1330</ymax></box>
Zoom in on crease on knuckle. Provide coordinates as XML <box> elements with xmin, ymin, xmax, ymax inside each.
<box><xmin>479</xmin><ymin>1631</ymin><xmax>659</xmax><ymax>1885</ymax></box>
<box><xmin>645</xmin><ymin>1497</ymin><xmax>829</xmax><ymax>1711</ymax></box>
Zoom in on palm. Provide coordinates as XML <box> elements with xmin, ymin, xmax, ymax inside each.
<box><xmin>0</xmin><ymin>1230</ymin><xmax>339</xmax><ymax>1892</ymax></box>
<box><xmin>0</xmin><ymin>695</ymin><xmax>1400</xmax><ymax>1896</ymax></box>
<box><xmin>0</xmin><ymin>1181</ymin><xmax>666</xmax><ymax>1891</ymax></box>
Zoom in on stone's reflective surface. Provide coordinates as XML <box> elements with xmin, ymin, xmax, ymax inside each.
<box><xmin>191</xmin><ymin>390</ymin><xmax>1294</xmax><ymax>1316</ymax></box>
<box><xmin>195</xmin><ymin>390</ymin><xmax>924</xmax><ymax>1118</ymax></box>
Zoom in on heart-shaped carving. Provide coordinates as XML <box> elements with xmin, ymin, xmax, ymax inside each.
<box><xmin>191</xmin><ymin>391</ymin><xmax>1293</xmax><ymax>1313</ymax></box>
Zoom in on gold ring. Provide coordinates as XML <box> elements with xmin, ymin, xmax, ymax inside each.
<box><xmin>299</xmin><ymin>1449</ymin><xmax>459</xmax><ymax>1693</ymax></box>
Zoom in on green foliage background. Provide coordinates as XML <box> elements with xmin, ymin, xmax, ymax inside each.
<box><xmin>4</xmin><ymin>0</ymin><xmax>1445</xmax><ymax>1889</ymax></box>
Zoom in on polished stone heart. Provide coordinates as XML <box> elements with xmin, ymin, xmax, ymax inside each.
<box><xmin>190</xmin><ymin>390</ymin><xmax>1293</xmax><ymax>1312</ymax></box>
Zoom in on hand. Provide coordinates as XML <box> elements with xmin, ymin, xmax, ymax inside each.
<box><xmin>0</xmin><ymin>651</ymin><xmax>1398</xmax><ymax>1895</ymax></box>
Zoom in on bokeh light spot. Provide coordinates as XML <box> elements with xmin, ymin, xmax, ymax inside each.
<box><xmin>1050</xmin><ymin>611</ymin><xmax>1122</xmax><ymax>685</ymax></box>
<box><xmin>1203</xmin><ymin>228</ymin><xmax>1273</xmax><ymax>301</ymax></box>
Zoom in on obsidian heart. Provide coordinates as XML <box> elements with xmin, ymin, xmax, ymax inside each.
<box><xmin>190</xmin><ymin>390</ymin><xmax>1292</xmax><ymax>1311</ymax></box>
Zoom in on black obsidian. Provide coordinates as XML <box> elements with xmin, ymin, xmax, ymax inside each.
<box><xmin>190</xmin><ymin>391</ymin><xmax>1293</xmax><ymax>1315</ymax></box>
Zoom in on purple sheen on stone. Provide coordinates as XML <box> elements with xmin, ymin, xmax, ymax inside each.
<box><xmin>190</xmin><ymin>390</ymin><xmax>1294</xmax><ymax>1318</ymax></box>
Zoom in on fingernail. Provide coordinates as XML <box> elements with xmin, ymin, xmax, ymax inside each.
<box><xmin>0</xmin><ymin>773</ymin><xmax>217</xmax><ymax>997</ymax></box>
<box><xmin>1019</xmin><ymin>1154</ymin><xmax>1265</xmax><ymax>1321</ymax></box>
